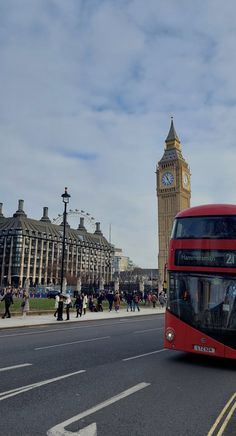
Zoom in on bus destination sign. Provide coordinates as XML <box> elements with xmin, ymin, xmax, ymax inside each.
<box><xmin>175</xmin><ymin>249</ymin><xmax>236</xmax><ymax>268</ymax></box>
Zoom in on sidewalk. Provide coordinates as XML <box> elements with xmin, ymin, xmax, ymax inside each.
<box><xmin>0</xmin><ymin>307</ymin><xmax>165</xmax><ymax>329</ymax></box>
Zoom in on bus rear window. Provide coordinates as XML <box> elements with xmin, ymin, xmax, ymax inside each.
<box><xmin>172</xmin><ymin>216</ymin><xmax>236</xmax><ymax>239</ymax></box>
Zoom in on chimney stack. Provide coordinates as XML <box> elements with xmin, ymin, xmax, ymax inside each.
<box><xmin>13</xmin><ymin>199</ymin><xmax>27</xmax><ymax>217</ymax></box>
<box><xmin>0</xmin><ymin>203</ymin><xmax>3</xmax><ymax>217</ymax></box>
<box><xmin>94</xmin><ymin>222</ymin><xmax>102</xmax><ymax>235</ymax></box>
<box><xmin>40</xmin><ymin>207</ymin><xmax>51</xmax><ymax>223</ymax></box>
<box><xmin>78</xmin><ymin>217</ymin><xmax>86</xmax><ymax>231</ymax></box>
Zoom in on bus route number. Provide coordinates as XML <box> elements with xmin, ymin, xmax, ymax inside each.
<box><xmin>225</xmin><ymin>253</ymin><xmax>235</xmax><ymax>265</ymax></box>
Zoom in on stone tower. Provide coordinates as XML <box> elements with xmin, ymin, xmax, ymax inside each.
<box><xmin>156</xmin><ymin>118</ymin><xmax>191</xmax><ymax>284</ymax></box>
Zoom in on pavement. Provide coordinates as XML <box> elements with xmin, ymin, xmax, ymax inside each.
<box><xmin>0</xmin><ymin>306</ymin><xmax>165</xmax><ymax>329</ymax></box>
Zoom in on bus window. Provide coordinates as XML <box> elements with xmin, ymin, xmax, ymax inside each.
<box><xmin>169</xmin><ymin>273</ymin><xmax>236</xmax><ymax>329</ymax></box>
<box><xmin>214</xmin><ymin>220</ymin><xmax>229</xmax><ymax>238</ymax></box>
<box><xmin>173</xmin><ymin>216</ymin><xmax>236</xmax><ymax>239</ymax></box>
<box><xmin>225</xmin><ymin>284</ymin><xmax>236</xmax><ymax>329</ymax></box>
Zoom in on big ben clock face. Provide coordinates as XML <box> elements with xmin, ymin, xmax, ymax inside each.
<box><xmin>183</xmin><ymin>172</ymin><xmax>190</xmax><ymax>188</ymax></box>
<box><xmin>161</xmin><ymin>171</ymin><xmax>174</xmax><ymax>186</ymax></box>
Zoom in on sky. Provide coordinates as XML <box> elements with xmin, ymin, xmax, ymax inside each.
<box><xmin>1</xmin><ymin>0</ymin><xmax>236</xmax><ymax>268</ymax></box>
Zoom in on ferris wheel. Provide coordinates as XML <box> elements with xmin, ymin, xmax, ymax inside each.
<box><xmin>52</xmin><ymin>209</ymin><xmax>97</xmax><ymax>232</ymax></box>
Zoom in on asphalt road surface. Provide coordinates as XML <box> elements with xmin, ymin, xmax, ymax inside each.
<box><xmin>0</xmin><ymin>314</ymin><xmax>235</xmax><ymax>436</ymax></box>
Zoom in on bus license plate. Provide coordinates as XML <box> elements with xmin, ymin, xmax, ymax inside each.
<box><xmin>193</xmin><ymin>345</ymin><xmax>215</xmax><ymax>353</ymax></box>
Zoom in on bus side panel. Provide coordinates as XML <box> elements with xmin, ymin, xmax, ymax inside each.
<box><xmin>164</xmin><ymin>310</ymin><xmax>187</xmax><ymax>351</ymax></box>
<box><xmin>165</xmin><ymin>311</ymin><xmax>226</xmax><ymax>358</ymax></box>
<box><xmin>224</xmin><ymin>345</ymin><xmax>236</xmax><ymax>359</ymax></box>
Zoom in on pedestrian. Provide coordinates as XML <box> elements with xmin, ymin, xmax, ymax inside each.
<box><xmin>57</xmin><ymin>295</ymin><xmax>64</xmax><ymax>321</ymax></box>
<box><xmin>1</xmin><ymin>288</ymin><xmax>14</xmax><ymax>319</ymax></box>
<box><xmin>74</xmin><ymin>294</ymin><xmax>83</xmax><ymax>318</ymax></box>
<box><xmin>125</xmin><ymin>292</ymin><xmax>133</xmax><ymax>312</ymax></box>
<box><xmin>97</xmin><ymin>292</ymin><xmax>104</xmax><ymax>312</ymax></box>
<box><xmin>143</xmin><ymin>291</ymin><xmax>148</xmax><ymax>305</ymax></box>
<box><xmin>88</xmin><ymin>295</ymin><xmax>95</xmax><ymax>312</ymax></box>
<box><xmin>21</xmin><ymin>291</ymin><xmax>30</xmax><ymax>317</ymax></box>
<box><xmin>114</xmin><ymin>291</ymin><xmax>120</xmax><ymax>312</ymax></box>
<box><xmin>106</xmin><ymin>291</ymin><xmax>114</xmax><ymax>312</ymax></box>
<box><xmin>159</xmin><ymin>291</ymin><xmax>166</xmax><ymax>308</ymax></box>
<box><xmin>54</xmin><ymin>293</ymin><xmax>60</xmax><ymax>318</ymax></box>
<box><xmin>65</xmin><ymin>294</ymin><xmax>72</xmax><ymax>320</ymax></box>
<box><xmin>82</xmin><ymin>293</ymin><xmax>88</xmax><ymax>315</ymax></box>
<box><xmin>133</xmin><ymin>293</ymin><xmax>140</xmax><ymax>312</ymax></box>
<box><xmin>151</xmin><ymin>293</ymin><xmax>158</xmax><ymax>308</ymax></box>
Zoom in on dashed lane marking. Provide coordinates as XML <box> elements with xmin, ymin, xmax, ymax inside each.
<box><xmin>0</xmin><ymin>370</ymin><xmax>86</xmax><ymax>401</ymax></box>
<box><xmin>134</xmin><ymin>327</ymin><xmax>163</xmax><ymax>334</ymax></box>
<box><xmin>0</xmin><ymin>363</ymin><xmax>32</xmax><ymax>372</ymax></box>
<box><xmin>123</xmin><ymin>348</ymin><xmax>167</xmax><ymax>361</ymax></box>
<box><xmin>35</xmin><ymin>336</ymin><xmax>110</xmax><ymax>350</ymax></box>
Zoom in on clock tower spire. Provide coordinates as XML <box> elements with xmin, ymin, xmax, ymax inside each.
<box><xmin>156</xmin><ymin>118</ymin><xmax>191</xmax><ymax>285</ymax></box>
<box><xmin>165</xmin><ymin>117</ymin><xmax>180</xmax><ymax>145</ymax></box>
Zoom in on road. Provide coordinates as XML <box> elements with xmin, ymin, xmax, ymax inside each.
<box><xmin>0</xmin><ymin>314</ymin><xmax>235</xmax><ymax>435</ymax></box>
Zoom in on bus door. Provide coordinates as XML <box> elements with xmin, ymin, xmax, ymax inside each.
<box><xmin>185</xmin><ymin>277</ymin><xmax>225</xmax><ymax>357</ymax></box>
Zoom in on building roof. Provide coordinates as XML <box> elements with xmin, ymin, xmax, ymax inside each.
<box><xmin>158</xmin><ymin>147</ymin><xmax>187</xmax><ymax>164</ymax></box>
<box><xmin>0</xmin><ymin>213</ymin><xmax>111</xmax><ymax>249</ymax></box>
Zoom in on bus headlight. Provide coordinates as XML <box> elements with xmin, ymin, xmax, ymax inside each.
<box><xmin>166</xmin><ymin>328</ymin><xmax>175</xmax><ymax>342</ymax></box>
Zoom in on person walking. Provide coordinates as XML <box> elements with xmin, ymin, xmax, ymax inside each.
<box><xmin>125</xmin><ymin>292</ymin><xmax>133</xmax><ymax>312</ymax></box>
<box><xmin>147</xmin><ymin>292</ymin><xmax>152</xmax><ymax>306</ymax></box>
<box><xmin>74</xmin><ymin>294</ymin><xmax>83</xmax><ymax>318</ymax></box>
<box><xmin>82</xmin><ymin>293</ymin><xmax>88</xmax><ymax>315</ymax></box>
<box><xmin>54</xmin><ymin>294</ymin><xmax>60</xmax><ymax>318</ymax></box>
<box><xmin>114</xmin><ymin>291</ymin><xmax>120</xmax><ymax>312</ymax></box>
<box><xmin>133</xmin><ymin>293</ymin><xmax>140</xmax><ymax>312</ymax></box>
<box><xmin>159</xmin><ymin>291</ymin><xmax>166</xmax><ymax>308</ymax></box>
<box><xmin>57</xmin><ymin>295</ymin><xmax>64</xmax><ymax>321</ymax></box>
<box><xmin>88</xmin><ymin>295</ymin><xmax>95</xmax><ymax>312</ymax></box>
<box><xmin>106</xmin><ymin>291</ymin><xmax>114</xmax><ymax>312</ymax></box>
<box><xmin>151</xmin><ymin>293</ymin><xmax>158</xmax><ymax>308</ymax></box>
<box><xmin>21</xmin><ymin>291</ymin><xmax>30</xmax><ymax>317</ymax></box>
<box><xmin>97</xmin><ymin>292</ymin><xmax>104</xmax><ymax>312</ymax></box>
<box><xmin>65</xmin><ymin>294</ymin><xmax>72</xmax><ymax>320</ymax></box>
<box><xmin>1</xmin><ymin>288</ymin><xmax>14</xmax><ymax>318</ymax></box>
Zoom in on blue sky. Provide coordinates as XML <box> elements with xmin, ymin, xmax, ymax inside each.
<box><xmin>1</xmin><ymin>0</ymin><xmax>236</xmax><ymax>267</ymax></box>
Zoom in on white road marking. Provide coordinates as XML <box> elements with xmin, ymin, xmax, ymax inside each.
<box><xmin>134</xmin><ymin>327</ymin><xmax>163</xmax><ymax>334</ymax></box>
<box><xmin>0</xmin><ymin>316</ymin><xmax>162</xmax><ymax>338</ymax></box>
<box><xmin>47</xmin><ymin>382</ymin><xmax>150</xmax><ymax>436</ymax></box>
<box><xmin>35</xmin><ymin>336</ymin><xmax>110</xmax><ymax>350</ymax></box>
<box><xmin>123</xmin><ymin>348</ymin><xmax>167</xmax><ymax>361</ymax></box>
<box><xmin>0</xmin><ymin>363</ymin><xmax>32</xmax><ymax>372</ymax></box>
<box><xmin>0</xmin><ymin>370</ymin><xmax>85</xmax><ymax>401</ymax></box>
<box><xmin>207</xmin><ymin>391</ymin><xmax>236</xmax><ymax>436</ymax></box>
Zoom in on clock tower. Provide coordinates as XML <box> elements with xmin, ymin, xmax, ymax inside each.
<box><xmin>156</xmin><ymin>118</ymin><xmax>191</xmax><ymax>284</ymax></box>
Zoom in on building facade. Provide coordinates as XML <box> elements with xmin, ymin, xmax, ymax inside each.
<box><xmin>156</xmin><ymin>119</ymin><xmax>191</xmax><ymax>283</ymax></box>
<box><xmin>114</xmin><ymin>268</ymin><xmax>159</xmax><ymax>294</ymax></box>
<box><xmin>112</xmin><ymin>247</ymin><xmax>135</xmax><ymax>274</ymax></box>
<box><xmin>0</xmin><ymin>200</ymin><xmax>114</xmax><ymax>288</ymax></box>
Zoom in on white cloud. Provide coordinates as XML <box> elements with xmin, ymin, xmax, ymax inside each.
<box><xmin>1</xmin><ymin>0</ymin><xmax>236</xmax><ymax>267</ymax></box>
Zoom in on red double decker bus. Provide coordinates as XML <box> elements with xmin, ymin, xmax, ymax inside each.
<box><xmin>164</xmin><ymin>204</ymin><xmax>236</xmax><ymax>359</ymax></box>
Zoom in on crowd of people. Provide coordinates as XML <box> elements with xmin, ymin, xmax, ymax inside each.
<box><xmin>54</xmin><ymin>290</ymin><xmax>167</xmax><ymax>321</ymax></box>
<box><xmin>0</xmin><ymin>286</ymin><xmax>166</xmax><ymax>321</ymax></box>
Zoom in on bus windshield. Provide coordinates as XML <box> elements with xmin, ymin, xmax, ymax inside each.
<box><xmin>171</xmin><ymin>216</ymin><xmax>236</xmax><ymax>239</ymax></box>
<box><xmin>168</xmin><ymin>272</ymin><xmax>236</xmax><ymax>347</ymax></box>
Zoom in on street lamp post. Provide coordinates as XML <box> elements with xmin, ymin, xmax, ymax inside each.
<box><xmin>60</xmin><ymin>187</ymin><xmax>71</xmax><ymax>294</ymax></box>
